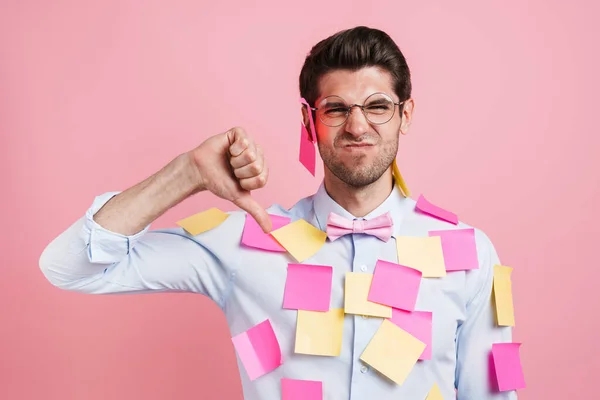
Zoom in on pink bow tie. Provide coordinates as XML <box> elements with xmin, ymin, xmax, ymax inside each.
<box><xmin>326</xmin><ymin>212</ymin><xmax>394</xmax><ymax>242</ymax></box>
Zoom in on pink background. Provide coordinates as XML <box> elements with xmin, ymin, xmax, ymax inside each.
<box><xmin>1</xmin><ymin>1</ymin><xmax>598</xmax><ymax>399</ymax></box>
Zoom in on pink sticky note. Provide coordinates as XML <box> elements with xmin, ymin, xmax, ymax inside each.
<box><xmin>283</xmin><ymin>264</ymin><xmax>333</xmax><ymax>311</ymax></box>
<box><xmin>300</xmin><ymin>98</ymin><xmax>316</xmax><ymax>141</ymax></box>
<box><xmin>299</xmin><ymin>122</ymin><xmax>316</xmax><ymax>176</ymax></box>
<box><xmin>388</xmin><ymin>308</ymin><xmax>433</xmax><ymax>360</ymax></box>
<box><xmin>429</xmin><ymin>228</ymin><xmax>479</xmax><ymax>271</ymax></box>
<box><xmin>367</xmin><ymin>260</ymin><xmax>422</xmax><ymax>311</ymax></box>
<box><xmin>242</xmin><ymin>213</ymin><xmax>290</xmax><ymax>252</ymax></box>
<box><xmin>416</xmin><ymin>194</ymin><xmax>458</xmax><ymax>225</ymax></box>
<box><xmin>232</xmin><ymin>319</ymin><xmax>282</xmax><ymax>381</ymax></box>
<box><xmin>281</xmin><ymin>378</ymin><xmax>323</xmax><ymax>400</ymax></box>
<box><xmin>491</xmin><ymin>343</ymin><xmax>526</xmax><ymax>392</ymax></box>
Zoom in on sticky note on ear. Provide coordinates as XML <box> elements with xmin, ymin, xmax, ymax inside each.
<box><xmin>493</xmin><ymin>265</ymin><xmax>515</xmax><ymax>326</ymax></box>
<box><xmin>360</xmin><ymin>319</ymin><xmax>425</xmax><ymax>385</ymax></box>
<box><xmin>283</xmin><ymin>264</ymin><xmax>333</xmax><ymax>311</ymax></box>
<box><xmin>281</xmin><ymin>378</ymin><xmax>323</xmax><ymax>400</ymax></box>
<box><xmin>396</xmin><ymin>236</ymin><xmax>446</xmax><ymax>278</ymax></box>
<box><xmin>416</xmin><ymin>195</ymin><xmax>458</xmax><ymax>225</ymax></box>
<box><xmin>491</xmin><ymin>343</ymin><xmax>526</xmax><ymax>391</ymax></box>
<box><xmin>299</xmin><ymin>122</ymin><xmax>316</xmax><ymax>176</ymax></box>
<box><xmin>429</xmin><ymin>228</ymin><xmax>479</xmax><ymax>271</ymax></box>
<box><xmin>232</xmin><ymin>319</ymin><xmax>282</xmax><ymax>381</ymax></box>
<box><xmin>345</xmin><ymin>272</ymin><xmax>392</xmax><ymax>318</ymax></box>
<box><xmin>270</xmin><ymin>219</ymin><xmax>327</xmax><ymax>262</ymax></box>
<box><xmin>295</xmin><ymin>308</ymin><xmax>344</xmax><ymax>356</ymax></box>
<box><xmin>176</xmin><ymin>208</ymin><xmax>229</xmax><ymax>235</ymax></box>
<box><xmin>242</xmin><ymin>213</ymin><xmax>290</xmax><ymax>252</ymax></box>
<box><xmin>425</xmin><ymin>383</ymin><xmax>443</xmax><ymax>400</ymax></box>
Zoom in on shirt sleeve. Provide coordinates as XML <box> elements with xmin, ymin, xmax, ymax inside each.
<box><xmin>39</xmin><ymin>192</ymin><xmax>239</xmax><ymax>308</ymax></box>
<box><xmin>455</xmin><ymin>229</ymin><xmax>518</xmax><ymax>399</ymax></box>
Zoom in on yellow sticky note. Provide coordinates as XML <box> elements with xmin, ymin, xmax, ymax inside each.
<box><xmin>295</xmin><ymin>308</ymin><xmax>344</xmax><ymax>356</ymax></box>
<box><xmin>270</xmin><ymin>219</ymin><xmax>327</xmax><ymax>262</ymax></box>
<box><xmin>360</xmin><ymin>319</ymin><xmax>425</xmax><ymax>385</ymax></box>
<box><xmin>176</xmin><ymin>208</ymin><xmax>229</xmax><ymax>236</ymax></box>
<box><xmin>393</xmin><ymin>158</ymin><xmax>410</xmax><ymax>198</ymax></box>
<box><xmin>344</xmin><ymin>273</ymin><xmax>392</xmax><ymax>318</ymax></box>
<box><xmin>396</xmin><ymin>236</ymin><xmax>446</xmax><ymax>278</ymax></box>
<box><xmin>493</xmin><ymin>265</ymin><xmax>515</xmax><ymax>326</ymax></box>
<box><xmin>426</xmin><ymin>383</ymin><xmax>444</xmax><ymax>400</ymax></box>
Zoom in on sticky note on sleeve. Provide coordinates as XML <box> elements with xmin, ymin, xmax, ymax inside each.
<box><xmin>360</xmin><ymin>319</ymin><xmax>425</xmax><ymax>385</ymax></box>
<box><xmin>493</xmin><ymin>265</ymin><xmax>515</xmax><ymax>326</ymax></box>
<box><xmin>491</xmin><ymin>343</ymin><xmax>526</xmax><ymax>391</ymax></box>
<box><xmin>176</xmin><ymin>208</ymin><xmax>229</xmax><ymax>236</ymax></box>
<box><xmin>270</xmin><ymin>219</ymin><xmax>327</xmax><ymax>262</ymax></box>
<box><xmin>232</xmin><ymin>319</ymin><xmax>282</xmax><ymax>380</ymax></box>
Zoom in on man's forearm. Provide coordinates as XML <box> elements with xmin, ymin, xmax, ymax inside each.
<box><xmin>93</xmin><ymin>153</ymin><xmax>202</xmax><ymax>235</ymax></box>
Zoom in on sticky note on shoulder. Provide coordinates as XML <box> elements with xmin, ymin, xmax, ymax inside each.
<box><xmin>270</xmin><ymin>219</ymin><xmax>327</xmax><ymax>262</ymax></box>
<box><xmin>416</xmin><ymin>194</ymin><xmax>458</xmax><ymax>225</ymax></box>
<box><xmin>360</xmin><ymin>319</ymin><xmax>425</xmax><ymax>385</ymax></box>
<box><xmin>176</xmin><ymin>208</ymin><xmax>229</xmax><ymax>235</ymax></box>
<box><xmin>493</xmin><ymin>265</ymin><xmax>515</xmax><ymax>326</ymax></box>
<box><xmin>231</xmin><ymin>319</ymin><xmax>282</xmax><ymax>380</ymax></box>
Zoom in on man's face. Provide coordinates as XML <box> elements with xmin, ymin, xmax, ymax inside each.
<box><xmin>311</xmin><ymin>67</ymin><xmax>410</xmax><ymax>188</ymax></box>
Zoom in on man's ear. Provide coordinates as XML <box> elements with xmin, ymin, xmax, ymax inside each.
<box><xmin>301</xmin><ymin>105</ymin><xmax>314</xmax><ymax>141</ymax></box>
<box><xmin>399</xmin><ymin>98</ymin><xmax>415</xmax><ymax>136</ymax></box>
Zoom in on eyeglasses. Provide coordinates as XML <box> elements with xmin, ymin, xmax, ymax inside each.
<box><xmin>309</xmin><ymin>92</ymin><xmax>404</xmax><ymax>127</ymax></box>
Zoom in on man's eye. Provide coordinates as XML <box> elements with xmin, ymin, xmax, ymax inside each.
<box><xmin>325</xmin><ymin>108</ymin><xmax>347</xmax><ymax>115</ymax></box>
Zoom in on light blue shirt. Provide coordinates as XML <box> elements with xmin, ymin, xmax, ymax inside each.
<box><xmin>39</xmin><ymin>182</ymin><xmax>517</xmax><ymax>400</ymax></box>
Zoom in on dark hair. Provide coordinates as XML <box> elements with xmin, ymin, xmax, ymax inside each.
<box><xmin>299</xmin><ymin>26</ymin><xmax>412</xmax><ymax>108</ymax></box>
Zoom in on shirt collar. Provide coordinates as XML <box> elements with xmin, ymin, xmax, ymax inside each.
<box><xmin>312</xmin><ymin>180</ymin><xmax>412</xmax><ymax>237</ymax></box>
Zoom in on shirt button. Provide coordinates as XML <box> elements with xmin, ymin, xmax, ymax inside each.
<box><xmin>360</xmin><ymin>365</ymin><xmax>369</xmax><ymax>374</ymax></box>
<box><xmin>360</xmin><ymin>265</ymin><xmax>367</xmax><ymax>272</ymax></box>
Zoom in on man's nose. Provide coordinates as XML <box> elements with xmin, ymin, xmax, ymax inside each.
<box><xmin>344</xmin><ymin>106</ymin><xmax>369</xmax><ymax>137</ymax></box>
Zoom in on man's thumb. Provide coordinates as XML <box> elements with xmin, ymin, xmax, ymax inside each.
<box><xmin>234</xmin><ymin>193</ymin><xmax>272</xmax><ymax>233</ymax></box>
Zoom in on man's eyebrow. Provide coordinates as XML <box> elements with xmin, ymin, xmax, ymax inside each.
<box><xmin>365</xmin><ymin>97</ymin><xmax>392</xmax><ymax>105</ymax></box>
<box><xmin>322</xmin><ymin>101</ymin><xmax>347</xmax><ymax>108</ymax></box>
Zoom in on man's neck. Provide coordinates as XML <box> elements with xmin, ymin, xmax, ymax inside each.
<box><xmin>323</xmin><ymin>168</ymin><xmax>394</xmax><ymax>218</ymax></box>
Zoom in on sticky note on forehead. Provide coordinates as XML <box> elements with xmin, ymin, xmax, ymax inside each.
<box><xmin>176</xmin><ymin>208</ymin><xmax>229</xmax><ymax>236</ymax></box>
<box><xmin>270</xmin><ymin>219</ymin><xmax>327</xmax><ymax>262</ymax></box>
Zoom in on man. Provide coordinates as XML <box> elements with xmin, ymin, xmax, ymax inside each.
<box><xmin>40</xmin><ymin>26</ymin><xmax>516</xmax><ymax>399</ymax></box>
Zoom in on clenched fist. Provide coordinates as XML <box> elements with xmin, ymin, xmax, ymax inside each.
<box><xmin>189</xmin><ymin>127</ymin><xmax>272</xmax><ymax>233</ymax></box>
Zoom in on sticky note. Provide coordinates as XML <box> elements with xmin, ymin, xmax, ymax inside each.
<box><xmin>344</xmin><ymin>273</ymin><xmax>392</xmax><ymax>318</ymax></box>
<box><xmin>396</xmin><ymin>236</ymin><xmax>446</xmax><ymax>278</ymax></box>
<box><xmin>425</xmin><ymin>383</ymin><xmax>443</xmax><ymax>400</ymax></box>
<box><xmin>416</xmin><ymin>194</ymin><xmax>458</xmax><ymax>225</ymax></box>
<box><xmin>283</xmin><ymin>264</ymin><xmax>333</xmax><ymax>311</ymax></box>
<box><xmin>295</xmin><ymin>308</ymin><xmax>344</xmax><ymax>356</ymax></box>
<box><xmin>388</xmin><ymin>308</ymin><xmax>433</xmax><ymax>360</ymax></box>
<box><xmin>232</xmin><ymin>319</ymin><xmax>282</xmax><ymax>380</ymax></box>
<box><xmin>271</xmin><ymin>219</ymin><xmax>327</xmax><ymax>262</ymax></box>
<box><xmin>493</xmin><ymin>265</ymin><xmax>515</xmax><ymax>326</ymax></box>
<box><xmin>368</xmin><ymin>260</ymin><xmax>422</xmax><ymax>311</ymax></box>
<box><xmin>242</xmin><ymin>213</ymin><xmax>290</xmax><ymax>252</ymax></box>
<box><xmin>281</xmin><ymin>378</ymin><xmax>323</xmax><ymax>400</ymax></box>
<box><xmin>429</xmin><ymin>228</ymin><xmax>479</xmax><ymax>271</ymax></box>
<box><xmin>360</xmin><ymin>319</ymin><xmax>425</xmax><ymax>385</ymax></box>
<box><xmin>176</xmin><ymin>208</ymin><xmax>229</xmax><ymax>235</ymax></box>
<box><xmin>299</xmin><ymin>122</ymin><xmax>316</xmax><ymax>176</ymax></box>
<box><xmin>491</xmin><ymin>343</ymin><xmax>526</xmax><ymax>391</ymax></box>
<box><xmin>392</xmin><ymin>159</ymin><xmax>410</xmax><ymax>198</ymax></box>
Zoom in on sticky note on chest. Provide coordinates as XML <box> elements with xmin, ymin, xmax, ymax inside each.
<box><xmin>231</xmin><ymin>319</ymin><xmax>282</xmax><ymax>380</ymax></box>
<box><xmin>295</xmin><ymin>308</ymin><xmax>344</xmax><ymax>356</ymax></box>
<box><xmin>344</xmin><ymin>272</ymin><xmax>392</xmax><ymax>318</ymax></box>
<box><xmin>270</xmin><ymin>219</ymin><xmax>327</xmax><ymax>262</ymax></box>
<box><xmin>396</xmin><ymin>236</ymin><xmax>446</xmax><ymax>278</ymax></box>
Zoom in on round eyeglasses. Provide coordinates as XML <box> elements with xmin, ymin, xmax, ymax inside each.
<box><xmin>310</xmin><ymin>92</ymin><xmax>404</xmax><ymax>127</ymax></box>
